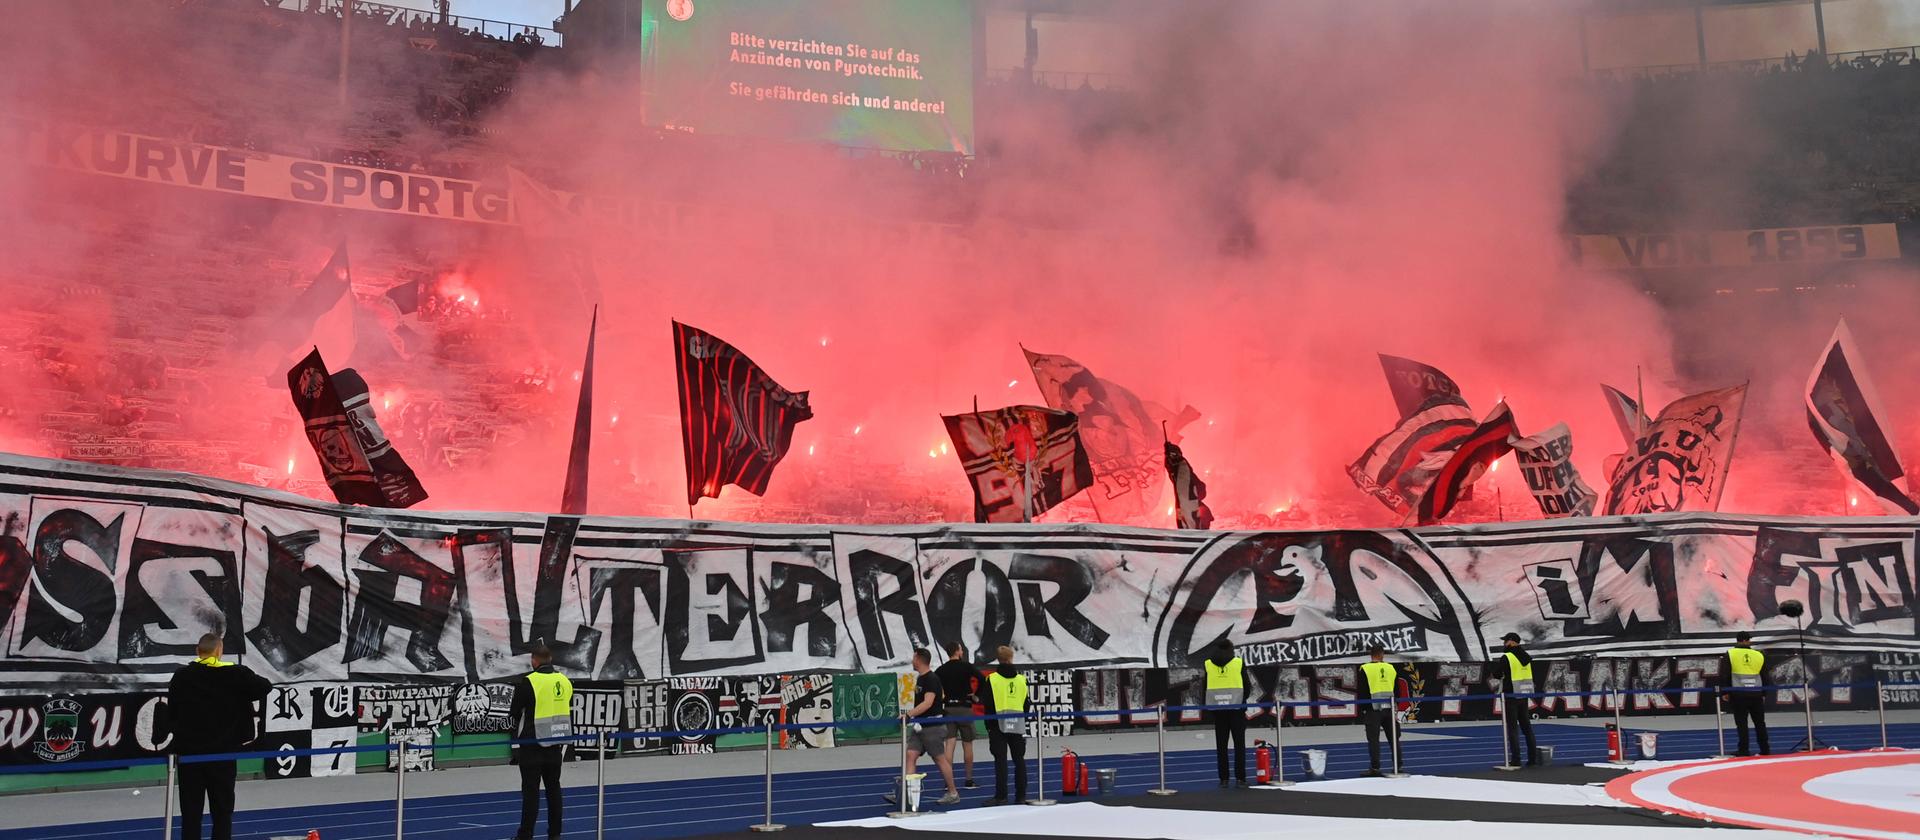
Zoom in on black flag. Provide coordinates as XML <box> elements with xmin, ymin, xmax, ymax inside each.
<box><xmin>1163</xmin><ymin>439</ymin><xmax>1213</xmax><ymax>530</ymax></box>
<box><xmin>1806</xmin><ymin>319</ymin><xmax>1916</xmax><ymax>514</ymax></box>
<box><xmin>674</xmin><ymin>321</ymin><xmax>813</xmax><ymax>505</ymax></box>
<box><xmin>287</xmin><ymin>349</ymin><xmax>428</xmax><ymax>508</ymax></box>
<box><xmin>561</xmin><ymin>307</ymin><xmax>596</xmax><ymax>515</ymax></box>
<box><xmin>1379</xmin><ymin>354</ymin><xmax>1466</xmax><ymax>419</ymax></box>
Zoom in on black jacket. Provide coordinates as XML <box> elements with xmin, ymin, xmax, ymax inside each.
<box><xmin>935</xmin><ymin>659</ymin><xmax>984</xmax><ymax>707</ymax></box>
<box><xmin>165</xmin><ymin>660</ymin><xmax>272</xmax><ymax>756</ymax></box>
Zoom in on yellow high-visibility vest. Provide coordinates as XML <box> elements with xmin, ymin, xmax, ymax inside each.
<box><xmin>1728</xmin><ymin>647</ymin><xmax>1764</xmax><ymax>688</ymax></box>
<box><xmin>1504</xmin><ymin>653</ymin><xmax>1533</xmax><ymax>682</ymax></box>
<box><xmin>1204</xmin><ymin>658</ymin><xmax>1245</xmax><ymax>690</ymax></box>
<box><xmin>988</xmin><ymin>671</ymin><xmax>1028</xmax><ymax>714</ymax></box>
<box><xmin>1361</xmin><ymin>661</ymin><xmax>1397</xmax><ymax>700</ymax></box>
<box><xmin>527</xmin><ymin>670</ymin><xmax>574</xmax><ymax>739</ymax></box>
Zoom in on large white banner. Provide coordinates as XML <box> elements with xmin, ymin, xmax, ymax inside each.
<box><xmin>0</xmin><ymin>453</ymin><xmax>1914</xmax><ymax>692</ymax></box>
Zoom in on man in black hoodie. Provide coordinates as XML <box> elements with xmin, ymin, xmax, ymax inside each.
<box><xmin>982</xmin><ymin>645</ymin><xmax>1028</xmax><ymax>805</ymax></box>
<box><xmin>1490</xmin><ymin>632</ymin><xmax>1539</xmax><ymax>767</ymax></box>
<box><xmin>1204</xmin><ymin>640</ymin><xmax>1250</xmax><ymax>787</ymax></box>
<box><xmin>166</xmin><ymin>633</ymin><xmax>272</xmax><ymax>840</ymax></box>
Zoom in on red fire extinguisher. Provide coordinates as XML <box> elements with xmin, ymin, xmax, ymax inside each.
<box><xmin>1255</xmin><ymin>739</ymin><xmax>1273</xmax><ymax>785</ymax></box>
<box><xmin>1061</xmin><ymin>748</ymin><xmax>1079</xmax><ymax>796</ymax></box>
<box><xmin>1606</xmin><ymin>723</ymin><xmax>1622</xmax><ymax>761</ymax></box>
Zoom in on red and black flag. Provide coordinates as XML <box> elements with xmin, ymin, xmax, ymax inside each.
<box><xmin>1379</xmin><ymin>354</ymin><xmax>1467</xmax><ymax>419</ymax></box>
<box><xmin>560</xmin><ymin>307</ymin><xmax>597</xmax><ymax>515</ymax></box>
<box><xmin>1415</xmin><ymin>400</ymin><xmax>1519</xmax><ymax>525</ymax></box>
<box><xmin>1806</xmin><ymin>319</ymin><xmax>1916</xmax><ymax>515</ymax></box>
<box><xmin>1348</xmin><ymin>397</ymin><xmax>1477</xmax><ymax>515</ymax></box>
<box><xmin>674</xmin><ymin>321</ymin><xmax>813</xmax><ymax>506</ymax></box>
<box><xmin>943</xmin><ymin>405</ymin><xmax>1093</xmax><ymax>523</ymax></box>
<box><xmin>286</xmin><ymin>349</ymin><xmax>428</xmax><ymax>508</ymax></box>
<box><xmin>1163</xmin><ymin>438</ymin><xmax>1214</xmax><ymax>530</ymax></box>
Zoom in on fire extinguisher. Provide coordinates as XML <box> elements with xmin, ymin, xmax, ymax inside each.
<box><xmin>1078</xmin><ymin>762</ymin><xmax>1091</xmax><ymax>796</ymax></box>
<box><xmin>1254</xmin><ymin>739</ymin><xmax>1272</xmax><ymax>785</ymax></box>
<box><xmin>1606</xmin><ymin>722</ymin><xmax>1622</xmax><ymax>761</ymax></box>
<box><xmin>1061</xmin><ymin>748</ymin><xmax>1079</xmax><ymax>796</ymax></box>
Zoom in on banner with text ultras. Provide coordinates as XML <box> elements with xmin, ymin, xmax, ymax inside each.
<box><xmin>638</xmin><ymin>0</ymin><xmax>975</xmax><ymax>155</ymax></box>
<box><xmin>1568</xmin><ymin>225</ymin><xmax>1902</xmax><ymax>269</ymax></box>
<box><xmin>1</xmin><ymin>452</ymin><xmax>1917</xmax><ymax>694</ymax></box>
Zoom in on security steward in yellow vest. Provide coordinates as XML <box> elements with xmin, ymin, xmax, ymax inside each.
<box><xmin>1359</xmin><ymin>645</ymin><xmax>1402</xmax><ymax>776</ymax></box>
<box><xmin>1204</xmin><ymin>640</ymin><xmax>1251</xmax><ymax>787</ymax></box>
<box><xmin>1723</xmin><ymin>631</ymin><xmax>1770</xmax><ymax>756</ymax></box>
<box><xmin>510</xmin><ymin>643</ymin><xmax>574</xmax><ymax>840</ymax></box>
<box><xmin>983</xmin><ymin>645</ymin><xmax>1030</xmax><ymax>805</ymax></box>
<box><xmin>1491</xmin><ymin>632</ymin><xmax>1540</xmax><ymax>767</ymax></box>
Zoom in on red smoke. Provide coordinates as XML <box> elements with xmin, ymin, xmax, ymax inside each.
<box><xmin>0</xmin><ymin>1</ymin><xmax>1913</xmax><ymax>527</ymax></box>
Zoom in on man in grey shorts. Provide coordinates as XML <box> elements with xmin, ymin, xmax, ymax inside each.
<box><xmin>885</xmin><ymin>647</ymin><xmax>962</xmax><ymax>806</ymax></box>
<box><xmin>937</xmin><ymin>641</ymin><xmax>985</xmax><ymax>788</ymax></box>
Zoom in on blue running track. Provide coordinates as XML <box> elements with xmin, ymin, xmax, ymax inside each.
<box><xmin>10</xmin><ymin>722</ymin><xmax>1914</xmax><ymax>840</ymax></box>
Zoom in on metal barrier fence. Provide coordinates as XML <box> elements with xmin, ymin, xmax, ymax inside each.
<box><xmin>2</xmin><ymin>679</ymin><xmax>1915</xmax><ymax>838</ymax></box>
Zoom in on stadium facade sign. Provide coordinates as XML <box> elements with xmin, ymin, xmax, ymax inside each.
<box><xmin>1568</xmin><ymin>224</ymin><xmax>1901</xmax><ymax>269</ymax></box>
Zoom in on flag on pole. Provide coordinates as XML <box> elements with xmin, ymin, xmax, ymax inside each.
<box><xmin>560</xmin><ymin>307</ymin><xmax>597</xmax><ymax>515</ymax></box>
<box><xmin>674</xmin><ymin>321</ymin><xmax>813</xmax><ymax>506</ymax></box>
<box><xmin>286</xmin><ymin>349</ymin><xmax>428</xmax><ymax>508</ymax></box>
<box><xmin>943</xmin><ymin>405</ymin><xmax>1092</xmax><ymax>523</ymax></box>
<box><xmin>1599</xmin><ymin>384</ymin><xmax>1649</xmax><ymax>447</ymax></box>
<box><xmin>1805</xmin><ymin>319</ymin><xmax>1916</xmax><ymax>515</ymax></box>
<box><xmin>1416</xmin><ymin>400</ymin><xmax>1519</xmax><ymax>525</ymax></box>
<box><xmin>1379</xmin><ymin>354</ymin><xmax>1468</xmax><ymax>419</ymax></box>
<box><xmin>1023</xmin><ymin>348</ymin><xmax>1196</xmax><ymax>524</ymax></box>
<box><xmin>509</xmin><ymin>166</ymin><xmax>601</xmax><ymax>307</ymax></box>
<box><xmin>1510</xmin><ymin>422</ymin><xmax>1598</xmax><ymax>518</ymax></box>
<box><xmin>1163</xmin><ymin>438</ymin><xmax>1214</xmax><ymax>530</ymax></box>
<box><xmin>1603</xmin><ymin>384</ymin><xmax>1747</xmax><ymax>515</ymax></box>
<box><xmin>1347</xmin><ymin>397</ymin><xmax>1477</xmax><ymax>515</ymax></box>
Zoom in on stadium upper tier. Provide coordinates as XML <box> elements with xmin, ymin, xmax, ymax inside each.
<box><xmin>3</xmin><ymin>0</ymin><xmax>1914</xmax><ymax>231</ymax></box>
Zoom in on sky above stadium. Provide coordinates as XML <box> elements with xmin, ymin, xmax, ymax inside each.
<box><xmin>383</xmin><ymin>0</ymin><xmax>567</xmax><ymax>30</ymax></box>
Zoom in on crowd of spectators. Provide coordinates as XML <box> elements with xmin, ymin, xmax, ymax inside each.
<box><xmin>1572</xmin><ymin>46</ymin><xmax>1920</xmax><ymax>231</ymax></box>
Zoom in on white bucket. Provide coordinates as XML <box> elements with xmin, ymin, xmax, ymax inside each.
<box><xmin>1636</xmin><ymin>732</ymin><xmax>1658</xmax><ymax>759</ymax></box>
<box><xmin>1301</xmin><ymin>748</ymin><xmax>1328</xmax><ymax>780</ymax></box>
<box><xmin>903</xmin><ymin>773</ymin><xmax>926</xmax><ymax>811</ymax></box>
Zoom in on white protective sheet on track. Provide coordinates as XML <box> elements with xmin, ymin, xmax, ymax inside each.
<box><xmin>1801</xmin><ymin>763</ymin><xmax>1920</xmax><ymax>817</ymax></box>
<box><xmin>1583</xmin><ymin>759</ymin><xmax>1713</xmax><ymax>771</ymax></box>
<box><xmin>1268</xmin><ymin>774</ymin><xmax>1628</xmax><ymax>807</ymax></box>
<box><xmin>817</xmin><ymin>801</ymin><xmax>1820</xmax><ymax>839</ymax></box>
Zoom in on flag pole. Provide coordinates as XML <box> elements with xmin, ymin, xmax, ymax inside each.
<box><xmin>1634</xmin><ymin>366</ymin><xmax>1646</xmax><ymax>443</ymax></box>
